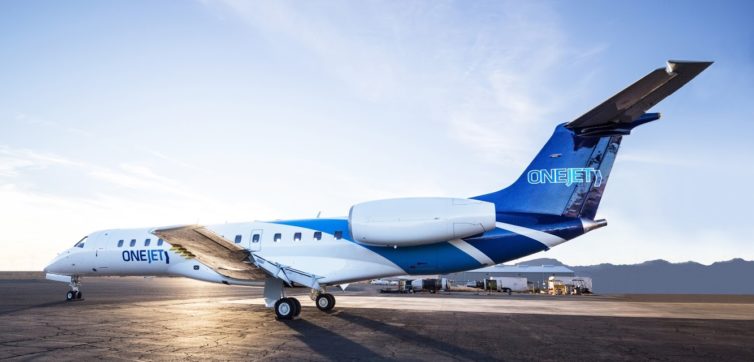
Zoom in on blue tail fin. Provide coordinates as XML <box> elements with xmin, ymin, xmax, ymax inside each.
<box><xmin>473</xmin><ymin>121</ymin><xmax>630</xmax><ymax>219</ymax></box>
<box><xmin>473</xmin><ymin>60</ymin><xmax>712</xmax><ymax>219</ymax></box>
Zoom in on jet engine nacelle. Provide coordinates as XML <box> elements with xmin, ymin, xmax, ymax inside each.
<box><xmin>348</xmin><ymin>197</ymin><xmax>496</xmax><ymax>247</ymax></box>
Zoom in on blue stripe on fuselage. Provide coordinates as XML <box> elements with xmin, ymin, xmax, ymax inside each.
<box><xmin>464</xmin><ymin>215</ymin><xmax>585</xmax><ymax>263</ymax></box>
<box><xmin>495</xmin><ymin>213</ymin><xmax>586</xmax><ymax>241</ymax></box>
<box><xmin>463</xmin><ymin>229</ymin><xmax>549</xmax><ymax>264</ymax></box>
<box><xmin>270</xmin><ymin>218</ymin><xmax>568</xmax><ymax>275</ymax></box>
<box><xmin>272</xmin><ymin>219</ymin><xmax>481</xmax><ymax>274</ymax></box>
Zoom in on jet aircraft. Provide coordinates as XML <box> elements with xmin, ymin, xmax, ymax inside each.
<box><xmin>45</xmin><ymin>60</ymin><xmax>712</xmax><ymax>319</ymax></box>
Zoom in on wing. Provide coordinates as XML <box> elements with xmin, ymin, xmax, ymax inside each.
<box><xmin>153</xmin><ymin>225</ymin><xmax>268</xmax><ymax>280</ymax></box>
<box><xmin>567</xmin><ymin>60</ymin><xmax>712</xmax><ymax>132</ymax></box>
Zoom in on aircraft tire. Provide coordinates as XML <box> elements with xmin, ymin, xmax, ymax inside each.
<box><xmin>76</xmin><ymin>291</ymin><xmax>82</xmax><ymax>299</ymax></box>
<box><xmin>315</xmin><ymin>294</ymin><xmax>331</xmax><ymax>311</ymax></box>
<box><xmin>316</xmin><ymin>293</ymin><xmax>335</xmax><ymax>312</ymax></box>
<box><xmin>274</xmin><ymin>298</ymin><xmax>295</xmax><ymax>320</ymax></box>
<box><xmin>290</xmin><ymin>297</ymin><xmax>301</xmax><ymax>317</ymax></box>
<box><xmin>326</xmin><ymin>293</ymin><xmax>335</xmax><ymax>309</ymax></box>
<box><xmin>66</xmin><ymin>291</ymin><xmax>74</xmax><ymax>301</ymax></box>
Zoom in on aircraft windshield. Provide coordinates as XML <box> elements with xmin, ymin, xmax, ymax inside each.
<box><xmin>73</xmin><ymin>236</ymin><xmax>88</xmax><ymax>248</ymax></box>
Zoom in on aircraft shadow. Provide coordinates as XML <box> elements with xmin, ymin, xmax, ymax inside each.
<box><xmin>283</xmin><ymin>318</ymin><xmax>384</xmax><ymax>360</ymax></box>
<box><xmin>0</xmin><ymin>300</ymin><xmax>69</xmax><ymax>316</ymax></box>
<box><xmin>332</xmin><ymin>311</ymin><xmax>494</xmax><ymax>360</ymax></box>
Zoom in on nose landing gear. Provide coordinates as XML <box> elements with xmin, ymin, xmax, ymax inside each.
<box><xmin>65</xmin><ymin>290</ymin><xmax>82</xmax><ymax>301</ymax></box>
<box><xmin>65</xmin><ymin>276</ymin><xmax>82</xmax><ymax>301</ymax></box>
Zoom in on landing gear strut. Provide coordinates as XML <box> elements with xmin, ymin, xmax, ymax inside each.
<box><xmin>264</xmin><ymin>277</ymin><xmax>301</xmax><ymax>320</ymax></box>
<box><xmin>66</xmin><ymin>276</ymin><xmax>82</xmax><ymax>301</ymax></box>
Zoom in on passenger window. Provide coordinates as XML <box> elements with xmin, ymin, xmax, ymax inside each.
<box><xmin>234</xmin><ymin>234</ymin><xmax>242</xmax><ymax>244</ymax></box>
<box><xmin>274</xmin><ymin>233</ymin><xmax>282</xmax><ymax>242</ymax></box>
<box><xmin>144</xmin><ymin>238</ymin><xmax>151</xmax><ymax>247</ymax></box>
<box><xmin>117</xmin><ymin>239</ymin><xmax>124</xmax><ymax>247</ymax></box>
<box><xmin>334</xmin><ymin>231</ymin><xmax>343</xmax><ymax>240</ymax></box>
<box><xmin>313</xmin><ymin>231</ymin><xmax>322</xmax><ymax>240</ymax></box>
<box><xmin>157</xmin><ymin>239</ymin><xmax>164</xmax><ymax>246</ymax></box>
<box><xmin>252</xmin><ymin>234</ymin><xmax>260</xmax><ymax>243</ymax></box>
<box><xmin>294</xmin><ymin>232</ymin><xmax>302</xmax><ymax>241</ymax></box>
<box><xmin>130</xmin><ymin>239</ymin><xmax>136</xmax><ymax>247</ymax></box>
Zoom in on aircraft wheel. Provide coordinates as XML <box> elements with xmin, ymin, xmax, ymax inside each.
<box><xmin>290</xmin><ymin>297</ymin><xmax>301</xmax><ymax>317</ymax></box>
<box><xmin>274</xmin><ymin>298</ymin><xmax>295</xmax><ymax>320</ymax></box>
<box><xmin>316</xmin><ymin>293</ymin><xmax>335</xmax><ymax>312</ymax></box>
<box><xmin>326</xmin><ymin>293</ymin><xmax>335</xmax><ymax>309</ymax></box>
<box><xmin>76</xmin><ymin>291</ymin><xmax>82</xmax><ymax>299</ymax></box>
<box><xmin>66</xmin><ymin>291</ymin><xmax>75</xmax><ymax>301</ymax></box>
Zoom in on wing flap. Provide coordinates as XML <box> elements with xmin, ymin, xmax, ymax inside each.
<box><xmin>567</xmin><ymin>60</ymin><xmax>712</xmax><ymax>131</ymax></box>
<box><xmin>153</xmin><ymin>225</ymin><xmax>267</xmax><ymax>281</ymax></box>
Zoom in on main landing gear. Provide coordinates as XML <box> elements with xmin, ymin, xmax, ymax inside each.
<box><xmin>263</xmin><ymin>278</ymin><xmax>339</xmax><ymax>320</ymax></box>
<box><xmin>272</xmin><ymin>292</ymin><xmax>336</xmax><ymax>319</ymax></box>
<box><xmin>274</xmin><ymin>297</ymin><xmax>301</xmax><ymax>320</ymax></box>
<box><xmin>315</xmin><ymin>293</ymin><xmax>335</xmax><ymax>312</ymax></box>
<box><xmin>264</xmin><ymin>278</ymin><xmax>302</xmax><ymax>320</ymax></box>
<box><xmin>66</xmin><ymin>275</ymin><xmax>82</xmax><ymax>301</ymax></box>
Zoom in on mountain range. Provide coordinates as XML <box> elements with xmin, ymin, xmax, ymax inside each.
<box><xmin>515</xmin><ymin>258</ymin><xmax>754</xmax><ymax>294</ymax></box>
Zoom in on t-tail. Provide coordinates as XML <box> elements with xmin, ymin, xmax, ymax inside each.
<box><xmin>474</xmin><ymin>60</ymin><xmax>712</xmax><ymax>229</ymax></box>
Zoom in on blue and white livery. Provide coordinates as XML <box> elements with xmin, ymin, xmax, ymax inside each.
<box><xmin>45</xmin><ymin>60</ymin><xmax>712</xmax><ymax>319</ymax></box>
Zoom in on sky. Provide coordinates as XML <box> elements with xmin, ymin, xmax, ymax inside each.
<box><xmin>1</xmin><ymin>0</ymin><xmax>753</xmax><ymax>270</ymax></box>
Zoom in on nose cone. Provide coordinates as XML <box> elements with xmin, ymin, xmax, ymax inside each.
<box><xmin>44</xmin><ymin>259</ymin><xmax>59</xmax><ymax>274</ymax></box>
<box><xmin>44</xmin><ymin>252</ymin><xmax>70</xmax><ymax>274</ymax></box>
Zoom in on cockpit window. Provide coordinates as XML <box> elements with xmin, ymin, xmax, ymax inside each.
<box><xmin>74</xmin><ymin>236</ymin><xmax>87</xmax><ymax>248</ymax></box>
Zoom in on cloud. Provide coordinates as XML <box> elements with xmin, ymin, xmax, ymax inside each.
<box><xmin>88</xmin><ymin>163</ymin><xmax>197</xmax><ymax>200</ymax></box>
<box><xmin>211</xmin><ymin>1</ymin><xmax>606</xmax><ymax>169</ymax></box>
<box><xmin>442</xmin><ymin>4</ymin><xmax>605</xmax><ymax>167</ymax></box>
<box><xmin>0</xmin><ymin>145</ymin><xmax>269</xmax><ymax>270</ymax></box>
<box><xmin>618</xmin><ymin>151</ymin><xmax>697</xmax><ymax>167</ymax></box>
<box><xmin>210</xmin><ymin>1</ymin><xmax>405</xmax><ymax>102</ymax></box>
<box><xmin>0</xmin><ymin>146</ymin><xmax>197</xmax><ymax>201</ymax></box>
<box><xmin>0</xmin><ymin>146</ymin><xmax>84</xmax><ymax>177</ymax></box>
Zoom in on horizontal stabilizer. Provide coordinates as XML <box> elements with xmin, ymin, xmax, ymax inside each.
<box><xmin>567</xmin><ymin>60</ymin><xmax>712</xmax><ymax>134</ymax></box>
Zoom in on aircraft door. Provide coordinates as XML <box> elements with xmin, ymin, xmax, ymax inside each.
<box><xmin>94</xmin><ymin>233</ymin><xmax>111</xmax><ymax>273</ymax></box>
<box><xmin>248</xmin><ymin>229</ymin><xmax>263</xmax><ymax>252</ymax></box>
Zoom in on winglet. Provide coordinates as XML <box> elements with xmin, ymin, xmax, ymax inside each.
<box><xmin>566</xmin><ymin>60</ymin><xmax>712</xmax><ymax>136</ymax></box>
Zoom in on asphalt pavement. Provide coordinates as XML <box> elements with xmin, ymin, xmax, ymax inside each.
<box><xmin>1</xmin><ymin>277</ymin><xmax>753</xmax><ymax>361</ymax></box>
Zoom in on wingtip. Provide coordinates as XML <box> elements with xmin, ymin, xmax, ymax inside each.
<box><xmin>667</xmin><ymin>59</ymin><xmax>714</xmax><ymax>65</ymax></box>
<box><xmin>665</xmin><ymin>60</ymin><xmax>713</xmax><ymax>75</ymax></box>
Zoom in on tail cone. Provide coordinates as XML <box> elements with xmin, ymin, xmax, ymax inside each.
<box><xmin>581</xmin><ymin>218</ymin><xmax>607</xmax><ymax>233</ymax></box>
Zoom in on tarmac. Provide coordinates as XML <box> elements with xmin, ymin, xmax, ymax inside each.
<box><xmin>1</xmin><ymin>276</ymin><xmax>753</xmax><ymax>361</ymax></box>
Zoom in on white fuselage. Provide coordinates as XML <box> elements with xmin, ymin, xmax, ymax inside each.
<box><xmin>45</xmin><ymin>220</ymin><xmax>406</xmax><ymax>286</ymax></box>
